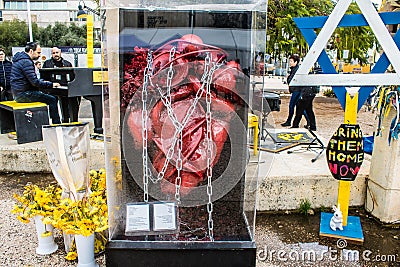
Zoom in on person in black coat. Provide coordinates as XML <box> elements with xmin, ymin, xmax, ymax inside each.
<box><xmin>43</xmin><ymin>47</ymin><xmax>80</xmax><ymax>123</ymax></box>
<box><xmin>0</xmin><ymin>48</ymin><xmax>13</xmax><ymax>101</ymax></box>
<box><xmin>291</xmin><ymin>86</ymin><xmax>317</xmax><ymax>131</ymax></box>
<box><xmin>11</xmin><ymin>42</ymin><xmax>61</xmax><ymax>124</ymax></box>
<box><xmin>281</xmin><ymin>54</ymin><xmax>309</xmax><ymax>127</ymax></box>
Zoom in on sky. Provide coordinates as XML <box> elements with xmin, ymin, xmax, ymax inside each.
<box><xmin>333</xmin><ymin>0</ymin><xmax>383</xmax><ymax>6</ymax></box>
<box><xmin>371</xmin><ymin>0</ymin><xmax>383</xmax><ymax>6</ymax></box>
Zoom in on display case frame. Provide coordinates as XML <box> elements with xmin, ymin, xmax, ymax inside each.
<box><xmin>102</xmin><ymin>1</ymin><xmax>267</xmax><ymax>266</ymax></box>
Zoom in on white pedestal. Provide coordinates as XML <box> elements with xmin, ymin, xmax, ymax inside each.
<box><xmin>367</xmin><ymin>110</ymin><xmax>400</xmax><ymax>223</ymax></box>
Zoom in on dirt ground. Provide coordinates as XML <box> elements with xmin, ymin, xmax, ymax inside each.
<box><xmin>271</xmin><ymin>94</ymin><xmax>376</xmax><ymax>140</ymax></box>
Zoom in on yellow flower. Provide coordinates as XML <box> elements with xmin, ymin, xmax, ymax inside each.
<box><xmin>65</xmin><ymin>251</ymin><xmax>78</xmax><ymax>261</ymax></box>
<box><xmin>11</xmin><ymin>204</ymin><xmax>24</xmax><ymax>214</ymax></box>
<box><xmin>60</xmin><ymin>198</ymin><xmax>72</xmax><ymax>207</ymax></box>
<box><xmin>42</xmin><ymin>217</ymin><xmax>53</xmax><ymax>225</ymax></box>
<box><xmin>17</xmin><ymin>215</ymin><xmax>30</xmax><ymax>223</ymax></box>
<box><xmin>89</xmin><ymin>169</ymin><xmax>98</xmax><ymax>178</ymax></box>
<box><xmin>12</xmin><ymin>169</ymin><xmax>109</xmax><ymax>237</ymax></box>
<box><xmin>12</xmin><ymin>183</ymin><xmax>62</xmax><ymax>223</ymax></box>
<box><xmin>41</xmin><ymin>230</ymin><xmax>53</xmax><ymax>237</ymax></box>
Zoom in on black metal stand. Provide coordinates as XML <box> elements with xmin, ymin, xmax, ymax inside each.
<box><xmin>287</xmin><ymin>128</ymin><xmax>325</xmax><ymax>162</ymax></box>
<box><xmin>257</xmin><ymin>91</ymin><xmax>281</xmax><ymax>141</ymax></box>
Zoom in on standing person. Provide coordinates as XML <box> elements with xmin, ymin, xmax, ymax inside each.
<box><xmin>0</xmin><ymin>48</ymin><xmax>13</xmax><ymax>101</ymax></box>
<box><xmin>291</xmin><ymin>85</ymin><xmax>317</xmax><ymax>131</ymax></box>
<box><xmin>11</xmin><ymin>42</ymin><xmax>61</xmax><ymax>124</ymax></box>
<box><xmin>281</xmin><ymin>54</ymin><xmax>309</xmax><ymax>127</ymax></box>
<box><xmin>43</xmin><ymin>47</ymin><xmax>80</xmax><ymax>123</ymax></box>
<box><xmin>34</xmin><ymin>61</ymin><xmax>42</xmax><ymax>78</ymax></box>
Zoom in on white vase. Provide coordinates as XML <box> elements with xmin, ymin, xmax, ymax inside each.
<box><xmin>33</xmin><ymin>215</ymin><xmax>58</xmax><ymax>255</ymax></box>
<box><xmin>75</xmin><ymin>234</ymin><xmax>99</xmax><ymax>267</ymax></box>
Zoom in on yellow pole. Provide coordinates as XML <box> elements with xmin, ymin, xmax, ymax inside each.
<box><xmin>86</xmin><ymin>15</ymin><xmax>94</xmax><ymax>68</ymax></box>
<box><xmin>248</xmin><ymin>114</ymin><xmax>259</xmax><ymax>155</ymax></box>
<box><xmin>338</xmin><ymin>92</ymin><xmax>358</xmax><ymax>226</ymax></box>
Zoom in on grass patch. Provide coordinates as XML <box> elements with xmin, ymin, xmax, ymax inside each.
<box><xmin>299</xmin><ymin>198</ymin><xmax>312</xmax><ymax>215</ymax></box>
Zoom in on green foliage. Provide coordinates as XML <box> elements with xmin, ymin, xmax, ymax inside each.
<box><xmin>266</xmin><ymin>0</ymin><xmax>375</xmax><ymax>64</ymax></box>
<box><xmin>267</xmin><ymin>0</ymin><xmax>334</xmax><ymax>59</ymax></box>
<box><xmin>320</xmin><ymin>205</ymin><xmax>328</xmax><ymax>212</ymax></box>
<box><xmin>0</xmin><ymin>20</ymin><xmax>88</xmax><ymax>55</ymax></box>
<box><xmin>0</xmin><ymin>20</ymin><xmax>29</xmax><ymax>54</ymax></box>
<box><xmin>330</xmin><ymin>4</ymin><xmax>376</xmax><ymax>65</ymax></box>
<box><xmin>323</xmin><ymin>88</ymin><xmax>337</xmax><ymax>98</ymax></box>
<box><xmin>298</xmin><ymin>198</ymin><xmax>312</xmax><ymax>216</ymax></box>
<box><xmin>37</xmin><ymin>22</ymin><xmax>87</xmax><ymax>47</ymax></box>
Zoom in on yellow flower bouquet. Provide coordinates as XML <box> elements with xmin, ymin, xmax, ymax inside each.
<box><xmin>43</xmin><ymin>169</ymin><xmax>108</xmax><ymax>237</ymax></box>
<box><xmin>45</xmin><ymin>189</ymin><xmax>108</xmax><ymax>236</ymax></box>
<box><xmin>11</xmin><ymin>183</ymin><xmax>62</xmax><ymax>226</ymax></box>
<box><xmin>12</xmin><ymin>183</ymin><xmax>62</xmax><ymax>255</ymax></box>
<box><xmin>11</xmin><ymin>169</ymin><xmax>109</xmax><ymax>260</ymax></box>
<box><xmin>42</xmin><ymin>168</ymin><xmax>109</xmax><ymax>260</ymax></box>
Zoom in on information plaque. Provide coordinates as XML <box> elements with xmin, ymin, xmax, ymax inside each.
<box><xmin>125</xmin><ymin>202</ymin><xmax>178</xmax><ymax>235</ymax></box>
<box><xmin>126</xmin><ymin>203</ymin><xmax>150</xmax><ymax>232</ymax></box>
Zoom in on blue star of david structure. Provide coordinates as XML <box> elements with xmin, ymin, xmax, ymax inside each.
<box><xmin>294</xmin><ymin>12</ymin><xmax>400</xmax><ymax>111</ymax></box>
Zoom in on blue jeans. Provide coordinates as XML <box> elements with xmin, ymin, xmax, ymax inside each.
<box><xmin>285</xmin><ymin>91</ymin><xmax>301</xmax><ymax>123</ymax></box>
<box><xmin>14</xmin><ymin>91</ymin><xmax>61</xmax><ymax>124</ymax></box>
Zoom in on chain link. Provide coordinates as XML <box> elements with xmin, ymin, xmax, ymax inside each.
<box><xmin>205</xmin><ymin>59</ymin><xmax>222</xmax><ymax>242</ymax></box>
<box><xmin>175</xmin><ymin>133</ymin><xmax>183</xmax><ymax>203</ymax></box>
<box><xmin>141</xmin><ymin>51</ymin><xmax>154</xmax><ymax>202</ymax></box>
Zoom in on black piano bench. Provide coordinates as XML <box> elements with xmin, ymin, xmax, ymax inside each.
<box><xmin>0</xmin><ymin>101</ymin><xmax>50</xmax><ymax>144</ymax></box>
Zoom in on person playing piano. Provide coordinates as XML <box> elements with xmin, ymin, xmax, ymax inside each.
<box><xmin>43</xmin><ymin>47</ymin><xmax>80</xmax><ymax>123</ymax></box>
<box><xmin>11</xmin><ymin>42</ymin><xmax>61</xmax><ymax>124</ymax></box>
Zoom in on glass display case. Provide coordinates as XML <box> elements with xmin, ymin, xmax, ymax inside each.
<box><xmin>102</xmin><ymin>1</ymin><xmax>267</xmax><ymax>266</ymax></box>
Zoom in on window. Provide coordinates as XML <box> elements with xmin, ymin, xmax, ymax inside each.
<box><xmin>4</xmin><ymin>0</ymin><xmax>67</xmax><ymax>10</ymax></box>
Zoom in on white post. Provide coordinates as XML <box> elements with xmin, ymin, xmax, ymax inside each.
<box><xmin>27</xmin><ymin>0</ymin><xmax>33</xmax><ymax>42</ymax></box>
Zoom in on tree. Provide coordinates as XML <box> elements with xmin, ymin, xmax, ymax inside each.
<box><xmin>0</xmin><ymin>20</ymin><xmax>30</xmax><ymax>54</ymax></box>
<box><xmin>0</xmin><ymin>20</ymin><xmax>88</xmax><ymax>55</ymax></box>
<box><xmin>267</xmin><ymin>0</ymin><xmax>334</xmax><ymax>60</ymax></box>
<box><xmin>266</xmin><ymin>0</ymin><xmax>376</xmax><ymax>64</ymax></box>
<box><xmin>330</xmin><ymin>3</ymin><xmax>376</xmax><ymax>64</ymax></box>
<box><xmin>36</xmin><ymin>22</ymin><xmax>87</xmax><ymax>47</ymax></box>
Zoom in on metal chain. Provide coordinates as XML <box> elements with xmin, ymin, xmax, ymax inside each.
<box><xmin>205</xmin><ymin>60</ymin><xmax>221</xmax><ymax>242</ymax></box>
<box><xmin>151</xmin><ymin>53</ymin><xmax>212</xmax><ymax>184</ymax></box>
<box><xmin>166</xmin><ymin>47</ymin><xmax>176</xmax><ymax>102</ymax></box>
<box><xmin>141</xmin><ymin>51</ymin><xmax>153</xmax><ymax>202</ymax></box>
<box><xmin>175</xmin><ymin>132</ymin><xmax>183</xmax><ymax>202</ymax></box>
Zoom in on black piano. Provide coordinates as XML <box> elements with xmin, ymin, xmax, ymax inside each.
<box><xmin>39</xmin><ymin>67</ymin><xmax>107</xmax><ymax>134</ymax></box>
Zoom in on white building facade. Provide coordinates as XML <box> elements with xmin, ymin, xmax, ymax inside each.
<box><xmin>0</xmin><ymin>0</ymin><xmax>100</xmax><ymax>28</ymax></box>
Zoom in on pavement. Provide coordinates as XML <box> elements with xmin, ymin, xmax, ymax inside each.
<box><xmin>0</xmin><ymin>99</ymin><xmax>105</xmax><ymax>173</ymax></box>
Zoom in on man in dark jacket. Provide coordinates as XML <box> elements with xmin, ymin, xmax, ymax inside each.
<box><xmin>11</xmin><ymin>42</ymin><xmax>61</xmax><ymax>124</ymax></box>
<box><xmin>43</xmin><ymin>47</ymin><xmax>80</xmax><ymax>123</ymax></box>
<box><xmin>0</xmin><ymin>48</ymin><xmax>13</xmax><ymax>101</ymax></box>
